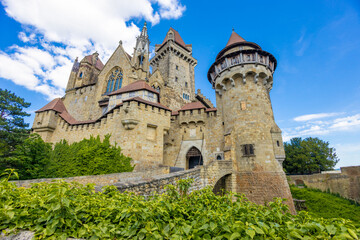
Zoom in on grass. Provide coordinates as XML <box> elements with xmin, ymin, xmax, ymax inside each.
<box><xmin>290</xmin><ymin>185</ymin><xmax>360</xmax><ymax>227</ymax></box>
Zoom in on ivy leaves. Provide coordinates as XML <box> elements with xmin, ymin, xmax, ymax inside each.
<box><xmin>0</xmin><ymin>176</ymin><xmax>359</xmax><ymax>239</ymax></box>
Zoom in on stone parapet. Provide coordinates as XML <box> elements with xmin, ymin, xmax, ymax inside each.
<box><xmin>289</xmin><ymin>166</ymin><xmax>360</xmax><ymax>203</ymax></box>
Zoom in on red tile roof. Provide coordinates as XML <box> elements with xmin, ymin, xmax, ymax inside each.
<box><xmin>108</xmin><ymin>80</ymin><xmax>159</xmax><ymax>96</ymax></box>
<box><xmin>226</xmin><ymin>31</ymin><xmax>246</xmax><ymax>47</ymax></box>
<box><xmin>84</xmin><ymin>55</ymin><xmax>104</xmax><ymax>70</ymax></box>
<box><xmin>158</xmin><ymin>27</ymin><xmax>190</xmax><ymax>52</ymax></box>
<box><xmin>35</xmin><ymin>95</ymin><xmax>170</xmax><ymax>127</ymax></box>
<box><xmin>175</xmin><ymin>101</ymin><xmax>217</xmax><ymax>113</ymax></box>
<box><xmin>179</xmin><ymin>101</ymin><xmax>206</xmax><ymax>111</ymax></box>
<box><xmin>35</xmin><ymin>98</ymin><xmax>65</xmax><ymax>113</ymax></box>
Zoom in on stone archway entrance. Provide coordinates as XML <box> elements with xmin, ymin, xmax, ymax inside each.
<box><xmin>186</xmin><ymin>147</ymin><xmax>203</xmax><ymax>169</ymax></box>
<box><xmin>213</xmin><ymin>174</ymin><xmax>232</xmax><ymax>195</ymax></box>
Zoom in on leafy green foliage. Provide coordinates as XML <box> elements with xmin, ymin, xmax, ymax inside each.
<box><xmin>47</xmin><ymin>135</ymin><xmax>134</xmax><ymax>177</ymax></box>
<box><xmin>291</xmin><ymin>185</ymin><xmax>360</xmax><ymax>227</ymax></box>
<box><xmin>284</xmin><ymin>137</ymin><xmax>339</xmax><ymax>174</ymax></box>
<box><xmin>6</xmin><ymin>134</ymin><xmax>52</xmax><ymax>180</ymax></box>
<box><xmin>0</xmin><ymin>88</ymin><xmax>30</xmax><ymax>159</ymax></box>
<box><xmin>1</xmin><ymin>134</ymin><xmax>134</xmax><ymax>180</ymax></box>
<box><xmin>1</xmin><ymin>174</ymin><xmax>359</xmax><ymax>239</ymax></box>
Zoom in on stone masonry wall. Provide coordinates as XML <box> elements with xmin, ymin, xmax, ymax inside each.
<box><xmin>115</xmin><ymin>168</ymin><xmax>203</xmax><ymax>196</ymax></box>
<box><xmin>11</xmin><ymin>166</ymin><xmax>170</xmax><ymax>189</ymax></box>
<box><xmin>289</xmin><ymin>166</ymin><xmax>360</xmax><ymax>203</ymax></box>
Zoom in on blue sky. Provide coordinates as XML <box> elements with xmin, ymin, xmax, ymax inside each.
<box><xmin>0</xmin><ymin>0</ymin><xmax>359</xmax><ymax>168</ymax></box>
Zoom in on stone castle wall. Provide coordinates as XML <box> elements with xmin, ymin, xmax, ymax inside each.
<box><xmin>163</xmin><ymin>109</ymin><xmax>223</xmax><ymax>169</ymax></box>
<box><xmin>35</xmin><ymin>100</ymin><xmax>171</xmax><ymax>171</ymax></box>
<box><xmin>289</xmin><ymin>166</ymin><xmax>360</xmax><ymax>203</ymax></box>
<box><xmin>11</xmin><ymin>166</ymin><xmax>171</xmax><ymax>189</ymax></box>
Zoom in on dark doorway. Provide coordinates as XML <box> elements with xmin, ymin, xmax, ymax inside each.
<box><xmin>186</xmin><ymin>147</ymin><xmax>203</xmax><ymax>169</ymax></box>
<box><xmin>213</xmin><ymin>174</ymin><xmax>232</xmax><ymax>195</ymax></box>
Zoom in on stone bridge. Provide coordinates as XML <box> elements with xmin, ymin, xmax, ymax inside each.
<box><xmin>12</xmin><ymin>159</ymin><xmax>234</xmax><ymax>195</ymax></box>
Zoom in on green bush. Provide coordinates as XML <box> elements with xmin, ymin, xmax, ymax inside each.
<box><xmin>47</xmin><ymin>135</ymin><xmax>134</xmax><ymax>178</ymax></box>
<box><xmin>291</xmin><ymin>186</ymin><xmax>360</xmax><ymax>227</ymax></box>
<box><xmin>1</xmin><ymin>134</ymin><xmax>134</xmax><ymax>180</ymax></box>
<box><xmin>1</xmin><ymin>173</ymin><xmax>359</xmax><ymax>239</ymax></box>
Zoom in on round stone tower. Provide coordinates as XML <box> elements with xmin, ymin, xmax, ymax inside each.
<box><xmin>208</xmin><ymin>31</ymin><xmax>295</xmax><ymax>213</ymax></box>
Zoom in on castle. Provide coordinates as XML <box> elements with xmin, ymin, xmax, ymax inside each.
<box><xmin>32</xmin><ymin>23</ymin><xmax>294</xmax><ymax>211</ymax></box>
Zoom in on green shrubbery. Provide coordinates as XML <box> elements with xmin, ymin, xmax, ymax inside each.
<box><xmin>0</xmin><ymin>134</ymin><xmax>134</xmax><ymax>180</ymax></box>
<box><xmin>1</xmin><ymin>172</ymin><xmax>359</xmax><ymax>239</ymax></box>
<box><xmin>291</xmin><ymin>185</ymin><xmax>360</xmax><ymax>227</ymax></box>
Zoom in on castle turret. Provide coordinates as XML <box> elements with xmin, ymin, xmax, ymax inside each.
<box><xmin>150</xmin><ymin>28</ymin><xmax>197</xmax><ymax>110</ymax></box>
<box><xmin>207</xmin><ymin>30</ymin><xmax>295</xmax><ymax>213</ymax></box>
<box><xmin>65</xmin><ymin>57</ymin><xmax>79</xmax><ymax>92</ymax></box>
<box><xmin>132</xmin><ymin>22</ymin><xmax>150</xmax><ymax>79</ymax></box>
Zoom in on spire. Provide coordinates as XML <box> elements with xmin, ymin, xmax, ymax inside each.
<box><xmin>140</xmin><ymin>21</ymin><xmax>148</xmax><ymax>39</ymax></box>
<box><xmin>225</xmin><ymin>31</ymin><xmax>246</xmax><ymax>47</ymax></box>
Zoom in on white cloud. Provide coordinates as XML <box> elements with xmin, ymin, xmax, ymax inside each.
<box><xmin>0</xmin><ymin>0</ymin><xmax>186</xmax><ymax>99</ymax></box>
<box><xmin>294</xmin><ymin>112</ymin><xmax>342</xmax><ymax>122</ymax></box>
<box><xmin>283</xmin><ymin>113</ymin><xmax>360</xmax><ymax>142</ymax></box>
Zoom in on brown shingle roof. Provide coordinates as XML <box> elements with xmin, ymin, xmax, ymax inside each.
<box><xmin>84</xmin><ymin>55</ymin><xmax>104</xmax><ymax>70</ymax></box>
<box><xmin>176</xmin><ymin>101</ymin><xmax>217</xmax><ymax>113</ymax></box>
<box><xmin>158</xmin><ymin>27</ymin><xmax>190</xmax><ymax>52</ymax></box>
<box><xmin>35</xmin><ymin>95</ymin><xmax>171</xmax><ymax>127</ymax></box>
<box><xmin>179</xmin><ymin>101</ymin><xmax>206</xmax><ymax>111</ymax></box>
<box><xmin>226</xmin><ymin>31</ymin><xmax>246</xmax><ymax>47</ymax></box>
<box><xmin>108</xmin><ymin>80</ymin><xmax>159</xmax><ymax>96</ymax></box>
<box><xmin>35</xmin><ymin>98</ymin><xmax>65</xmax><ymax>113</ymax></box>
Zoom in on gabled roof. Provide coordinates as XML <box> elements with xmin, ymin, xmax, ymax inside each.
<box><xmin>179</xmin><ymin>101</ymin><xmax>207</xmax><ymax>111</ymax></box>
<box><xmin>157</xmin><ymin>28</ymin><xmax>191</xmax><ymax>52</ymax></box>
<box><xmin>226</xmin><ymin>31</ymin><xmax>246</xmax><ymax>47</ymax></box>
<box><xmin>35</xmin><ymin>98</ymin><xmax>65</xmax><ymax>113</ymax></box>
<box><xmin>108</xmin><ymin>80</ymin><xmax>159</xmax><ymax>96</ymax></box>
<box><xmin>171</xmin><ymin>101</ymin><xmax>217</xmax><ymax>116</ymax></box>
<box><xmin>83</xmin><ymin>55</ymin><xmax>104</xmax><ymax>70</ymax></box>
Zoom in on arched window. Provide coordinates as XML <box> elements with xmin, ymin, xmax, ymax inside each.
<box><xmin>79</xmin><ymin>72</ymin><xmax>83</xmax><ymax>78</ymax></box>
<box><xmin>106</xmin><ymin>68</ymin><xmax>123</xmax><ymax>93</ymax></box>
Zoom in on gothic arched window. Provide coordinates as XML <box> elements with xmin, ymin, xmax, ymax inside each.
<box><xmin>106</xmin><ymin>68</ymin><xmax>123</xmax><ymax>93</ymax></box>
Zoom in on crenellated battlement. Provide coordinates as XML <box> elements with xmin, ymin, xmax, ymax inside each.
<box><xmin>213</xmin><ymin>65</ymin><xmax>274</xmax><ymax>96</ymax></box>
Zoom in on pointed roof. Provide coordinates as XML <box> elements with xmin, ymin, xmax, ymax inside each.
<box><xmin>225</xmin><ymin>31</ymin><xmax>246</xmax><ymax>47</ymax></box>
<box><xmin>140</xmin><ymin>21</ymin><xmax>148</xmax><ymax>38</ymax></box>
<box><xmin>107</xmin><ymin>80</ymin><xmax>159</xmax><ymax>96</ymax></box>
<box><xmin>215</xmin><ymin>30</ymin><xmax>261</xmax><ymax>60</ymax></box>
<box><xmin>82</xmin><ymin>53</ymin><xmax>104</xmax><ymax>70</ymax></box>
<box><xmin>35</xmin><ymin>98</ymin><xmax>66</xmax><ymax>113</ymax></box>
<box><xmin>157</xmin><ymin>27</ymin><xmax>191</xmax><ymax>52</ymax></box>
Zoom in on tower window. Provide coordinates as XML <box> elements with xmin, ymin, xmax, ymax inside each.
<box><xmin>277</xmin><ymin>140</ymin><xmax>280</xmax><ymax>147</ymax></box>
<box><xmin>185</xmin><ymin>82</ymin><xmax>188</xmax><ymax>87</ymax></box>
<box><xmin>242</xmin><ymin>144</ymin><xmax>254</xmax><ymax>156</ymax></box>
<box><xmin>79</xmin><ymin>72</ymin><xmax>83</xmax><ymax>78</ymax></box>
<box><xmin>176</xmin><ymin>65</ymin><xmax>179</xmax><ymax>70</ymax></box>
<box><xmin>106</xmin><ymin>68</ymin><xmax>123</xmax><ymax>93</ymax></box>
<box><xmin>175</xmin><ymin>76</ymin><xmax>178</xmax><ymax>82</ymax></box>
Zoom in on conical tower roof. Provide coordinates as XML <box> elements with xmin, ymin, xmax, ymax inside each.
<box><xmin>225</xmin><ymin>31</ymin><xmax>246</xmax><ymax>47</ymax></box>
<box><xmin>216</xmin><ymin>30</ymin><xmax>261</xmax><ymax>60</ymax></box>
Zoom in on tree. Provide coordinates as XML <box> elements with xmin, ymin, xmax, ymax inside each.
<box><xmin>8</xmin><ymin>134</ymin><xmax>52</xmax><ymax>179</ymax></box>
<box><xmin>0</xmin><ymin>88</ymin><xmax>31</xmax><ymax>157</ymax></box>
<box><xmin>283</xmin><ymin>137</ymin><xmax>339</xmax><ymax>174</ymax></box>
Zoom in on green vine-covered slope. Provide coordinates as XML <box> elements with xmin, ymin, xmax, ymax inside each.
<box><xmin>1</xmin><ymin>175</ymin><xmax>359</xmax><ymax>239</ymax></box>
